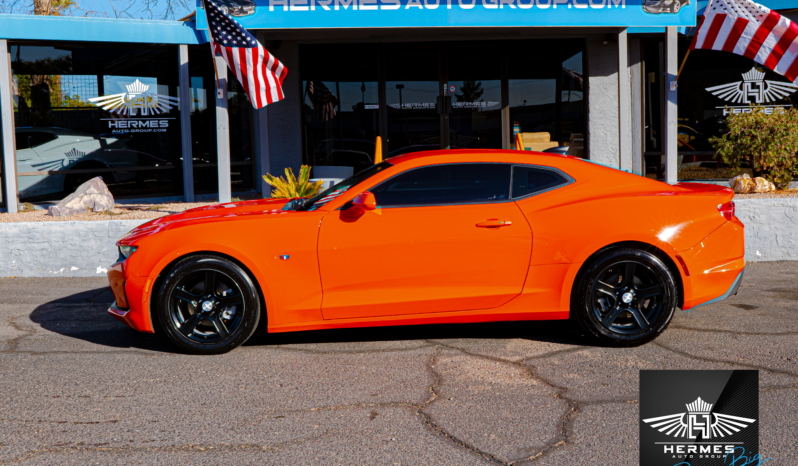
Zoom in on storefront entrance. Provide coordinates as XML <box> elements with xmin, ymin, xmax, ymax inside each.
<box><xmin>300</xmin><ymin>39</ymin><xmax>585</xmax><ymax>169</ymax></box>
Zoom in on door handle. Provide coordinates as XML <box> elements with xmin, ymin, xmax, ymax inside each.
<box><xmin>476</xmin><ymin>219</ymin><xmax>512</xmax><ymax>228</ymax></box>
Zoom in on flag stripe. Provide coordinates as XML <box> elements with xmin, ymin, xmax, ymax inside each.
<box><xmin>775</xmin><ymin>36</ymin><xmax>798</xmax><ymax>74</ymax></box>
<box><xmin>756</xmin><ymin>15</ymin><xmax>791</xmax><ymax>65</ymax></box>
<box><xmin>722</xmin><ymin>17</ymin><xmax>749</xmax><ymax>52</ymax></box>
<box><xmin>765</xmin><ymin>21</ymin><xmax>798</xmax><ymax>69</ymax></box>
<box><xmin>744</xmin><ymin>11</ymin><xmax>780</xmax><ymax>59</ymax></box>
<box><xmin>702</xmin><ymin>14</ymin><xmax>728</xmax><ymax>50</ymax></box>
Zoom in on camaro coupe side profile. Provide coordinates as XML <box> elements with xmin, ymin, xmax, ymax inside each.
<box><xmin>107</xmin><ymin>150</ymin><xmax>745</xmax><ymax>354</ymax></box>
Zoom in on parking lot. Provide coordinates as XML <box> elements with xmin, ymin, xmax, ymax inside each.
<box><xmin>0</xmin><ymin>262</ymin><xmax>796</xmax><ymax>465</ymax></box>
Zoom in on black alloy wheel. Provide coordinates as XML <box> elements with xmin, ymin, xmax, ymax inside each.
<box><xmin>573</xmin><ymin>248</ymin><xmax>677</xmax><ymax>346</ymax></box>
<box><xmin>157</xmin><ymin>255</ymin><xmax>261</xmax><ymax>354</ymax></box>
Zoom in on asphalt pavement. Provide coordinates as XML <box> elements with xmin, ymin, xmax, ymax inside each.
<box><xmin>0</xmin><ymin>262</ymin><xmax>796</xmax><ymax>465</ymax></box>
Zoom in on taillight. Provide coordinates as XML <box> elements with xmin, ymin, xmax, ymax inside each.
<box><xmin>718</xmin><ymin>201</ymin><xmax>735</xmax><ymax>221</ymax></box>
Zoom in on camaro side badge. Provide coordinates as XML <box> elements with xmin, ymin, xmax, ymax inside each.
<box><xmin>642</xmin><ymin>396</ymin><xmax>756</xmax><ymax>438</ymax></box>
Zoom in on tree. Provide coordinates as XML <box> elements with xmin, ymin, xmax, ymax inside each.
<box><xmin>0</xmin><ymin>0</ymin><xmax>192</xmax><ymax>20</ymax></box>
<box><xmin>455</xmin><ymin>80</ymin><xmax>484</xmax><ymax>104</ymax></box>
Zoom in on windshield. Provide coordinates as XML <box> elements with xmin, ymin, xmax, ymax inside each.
<box><xmin>284</xmin><ymin>161</ymin><xmax>394</xmax><ymax>211</ymax></box>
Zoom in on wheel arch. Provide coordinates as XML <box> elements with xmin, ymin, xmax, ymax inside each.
<box><xmin>569</xmin><ymin>241</ymin><xmax>685</xmax><ymax>310</ymax></box>
<box><xmin>148</xmin><ymin>250</ymin><xmax>268</xmax><ymax>333</ymax></box>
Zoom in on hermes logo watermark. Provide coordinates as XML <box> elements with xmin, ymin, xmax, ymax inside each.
<box><xmin>707</xmin><ymin>67</ymin><xmax>798</xmax><ymax>115</ymax></box>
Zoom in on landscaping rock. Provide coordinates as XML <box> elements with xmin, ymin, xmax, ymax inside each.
<box><xmin>47</xmin><ymin>177</ymin><xmax>115</xmax><ymax>217</ymax></box>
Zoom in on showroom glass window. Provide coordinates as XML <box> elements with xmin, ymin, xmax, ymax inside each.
<box><xmin>9</xmin><ymin>43</ymin><xmax>182</xmax><ymax>201</ymax></box>
<box><xmin>508</xmin><ymin>40</ymin><xmax>586</xmax><ymax>156</ymax></box>
<box><xmin>300</xmin><ymin>44</ymin><xmax>380</xmax><ymax>175</ymax></box>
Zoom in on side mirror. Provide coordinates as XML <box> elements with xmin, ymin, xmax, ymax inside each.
<box><xmin>352</xmin><ymin>191</ymin><xmax>377</xmax><ymax>211</ymax></box>
<box><xmin>342</xmin><ymin>191</ymin><xmax>377</xmax><ymax>219</ymax></box>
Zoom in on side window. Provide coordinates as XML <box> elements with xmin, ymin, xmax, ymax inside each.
<box><xmin>512</xmin><ymin>166</ymin><xmax>569</xmax><ymax>199</ymax></box>
<box><xmin>15</xmin><ymin>132</ymin><xmax>56</xmax><ymax>151</ymax></box>
<box><xmin>372</xmin><ymin>164</ymin><xmax>511</xmax><ymax>207</ymax></box>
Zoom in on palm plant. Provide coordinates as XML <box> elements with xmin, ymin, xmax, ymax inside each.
<box><xmin>262</xmin><ymin>165</ymin><xmax>324</xmax><ymax>199</ymax></box>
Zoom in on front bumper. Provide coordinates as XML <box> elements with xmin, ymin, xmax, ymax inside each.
<box><xmin>106</xmin><ymin>259</ymin><xmax>156</xmax><ymax>333</ymax></box>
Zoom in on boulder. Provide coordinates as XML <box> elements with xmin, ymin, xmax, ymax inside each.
<box><xmin>729</xmin><ymin>173</ymin><xmax>776</xmax><ymax>194</ymax></box>
<box><xmin>48</xmin><ymin>177</ymin><xmax>115</xmax><ymax>217</ymax></box>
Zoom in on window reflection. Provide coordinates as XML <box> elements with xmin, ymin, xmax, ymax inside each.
<box><xmin>10</xmin><ymin>44</ymin><xmax>183</xmax><ymax>201</ymax></box>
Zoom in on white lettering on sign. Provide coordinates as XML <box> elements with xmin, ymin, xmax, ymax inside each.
<box><xmin>267</xmin><ymin>0</ymin><xmax>625</xmax><ymax>9</ymax></box>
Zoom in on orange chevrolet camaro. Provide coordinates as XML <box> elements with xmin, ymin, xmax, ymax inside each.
<box><xmin>107</xmin><ymin>150</ymin><xmax>745</xmax><ymax>354</ymax></box>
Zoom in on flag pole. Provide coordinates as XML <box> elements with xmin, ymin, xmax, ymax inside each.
<box><xmin>674</xmin><ymin>49</ymin><xmax>691</xmax><ymax>84</ymax></box>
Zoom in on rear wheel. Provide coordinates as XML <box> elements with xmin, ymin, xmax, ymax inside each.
<box><xmin>157</xmin><ymin>255</ymin><xmax>261</xmax><ymax>355</ymax></box>
<box><xmin>670</xmin><ymin>0</ymin><xmax>681</xmax><ymax>13</ymax></box>
<box><xmin>573</xmin><ymin>248</ymin><xmax>677</xmax><ymax>346</ymax></box>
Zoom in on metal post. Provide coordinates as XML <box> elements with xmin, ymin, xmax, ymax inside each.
<box><xmin>618</xmin><ymin>28</ymin><xmax>632</xmax><ymax>172</ymax></box>
<box><xmin>0</xmin><ymin>40</ymin><xmax>18</xmax><ymax>213</ymax></box>
<box><xmin>664</xmin><ymin>27</ymin><xmax>679</xmax><ymax>184</ymax></box>
<box><xmin>630</xmin><ymin>38</ymin><xmax>644</xmax><ymax>176</ymax></box>
<box><xmin>215</xmin><ymin>56</ymin><xmax>231</xmax><ymax>203</ymax></box>
<box><xmin>178</xmin><ymin>45</ymin><xmax>195</xmax><ymax>202</ymax></box>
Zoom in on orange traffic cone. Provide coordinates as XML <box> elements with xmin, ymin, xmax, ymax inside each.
<box><xmin>375</xmin><ymin>135</ymin><xmax>383</xmax><ymax>164</ymax></box>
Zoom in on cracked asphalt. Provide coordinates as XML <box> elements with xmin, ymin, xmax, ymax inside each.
<box><xmin>0</xmin><ymin>262</ymin><xmax>796</xmax><ymax>465</ymax></box>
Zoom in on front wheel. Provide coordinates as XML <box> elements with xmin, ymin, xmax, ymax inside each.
<box><xmin>157</xmin><ymin>255</ymin><xmax>261</xmax><ymax>355</ymax></box>
<box><xmin>573</xmin><ymin>248</ymin><xmax>677</xmax><ymax>347</ymax></box>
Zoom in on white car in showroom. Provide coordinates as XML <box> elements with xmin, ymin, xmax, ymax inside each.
<box><xmin>15</xmin><ymin>127</ymin><xmax>139</xmax><ymax>199</ymax></box>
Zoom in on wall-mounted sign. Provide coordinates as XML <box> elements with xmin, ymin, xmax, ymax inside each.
<box><xmin>196</xmin><ymin>0</ymin><xmax>696</xmax><ymax>29</ymax></box>
<box><xmin>707</xmin><ymin>67</ymin><xmax>798</xmax><ymax>115</ymax></box>
<box><xmin>88</xmin><ymin>79</ymin><xmax>179</xmax><ymax>133</ymax></box>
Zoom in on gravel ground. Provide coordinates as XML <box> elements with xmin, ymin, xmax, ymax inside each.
<box><xmin>0</xmin><ymin>202</ymin><xmax>215</xmax><ymax>223</ymax></box>
<box><xmin>734</xmin><ymin>188</ymin><xmax>798</xmax><ymax>199</ymax></box>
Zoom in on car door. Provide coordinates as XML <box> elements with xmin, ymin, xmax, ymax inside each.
<box><xmin>14</xmin><ymin>132</ymin><xmax>53</xmax><ymax>197</ymax></box>
<box><xmin>317</xmin><ymin>163</ymin><xmax>532</xmax><ymax>320</ymax></box>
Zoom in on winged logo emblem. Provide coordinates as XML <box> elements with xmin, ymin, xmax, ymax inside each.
<box><xmin>706</xmin><ymin>67</ymin><xmax>798</xmax><ymax>105</ymax></box>
<box><xmin>643</xmin><ymin>397</ymin><xmax>756</xmax><ymax>439</ymax></box>
<box><xmin>88</xmin><ymin>79</ymin><xmax>179</xmax><ymax>116</ymax></box>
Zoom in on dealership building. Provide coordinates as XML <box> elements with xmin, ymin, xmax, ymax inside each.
<box><xmin>2</xmin><ymin>0</ymin><xmax>798</xmax><ymax>213</ymax></box>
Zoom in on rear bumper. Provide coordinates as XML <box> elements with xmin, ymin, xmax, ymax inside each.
<box><xmin>680</xmin><ymin>219</ymin><xmax>746</xmax><ymax>310</ymax></box>
<box><xmin>687</xmin><ymin>267</ymin><xmax>745</xmax><ymax>310</ymax></box>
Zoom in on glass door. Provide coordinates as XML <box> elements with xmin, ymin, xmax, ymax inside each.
<box><xmin>446</xmin><ymin>45</ymin><xmax>503</xmax><ymax>150</ymax></box>
<box><xmin>384</xmin><ymin>44</ymin><xmax>442</xmax><ymax>157</ymax></box>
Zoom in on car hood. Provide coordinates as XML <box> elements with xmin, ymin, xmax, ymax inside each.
<box><xmin>118</xmin><ymin>198</ymin><xmax>296</xmax><ymax>245</ymax></box>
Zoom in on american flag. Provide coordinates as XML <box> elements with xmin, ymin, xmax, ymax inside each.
<box><xmin>306</xmin><ymin>81</ymin><xmax>338</xmax><ymax>122</ymax></box>
<box><xmin>204</xmin><ymin>0</ymin><xmax>286</xmax><ymax>108</ymax></box>
<box><xmin>692</xmin><ymin>0</ymin><xmax>798</xmax><ymax>81</ymax></box>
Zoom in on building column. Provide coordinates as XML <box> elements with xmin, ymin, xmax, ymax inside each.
<box><xmin>265</xmin><ymin>40</ymin><xmax>302</xmax><ymax>179</ymax></box>
<box><xmin>215</xmin><ymin>56</ymin><xmax>231</xmax><ymax>203</ymax></box>
<box><xmin>178</xmin><ymin>45</ymin><xmax>195</xmax><ymax>202</ymax></box>
<box><xmin>254</xmin><ymin>31</ymin><xmax>271</xmax><ymax>197</ymax></box>
<box><xmin>664</xmin><ymin>27</ymin><xmax>679</xmax><ymax>184</ymax></box>
<box><xmin>618</xmin><ymin>28</ymin><xmax>633</xmax><ymax>172</ymax></box>
<box><xmin>0</xmin><ymin>40</ymin><xmax>18</xmax><ymax>214</ymax></box>
<box><xmin>587</xmin><ymin>34</ymin><xmax>621</xmax><ymax>167</ymax></box>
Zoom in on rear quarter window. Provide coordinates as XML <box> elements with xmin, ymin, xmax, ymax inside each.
<box><xmin>511</xmin><ymin>166</ymin><xmax>571</xmax><ymax>199</ymax></box>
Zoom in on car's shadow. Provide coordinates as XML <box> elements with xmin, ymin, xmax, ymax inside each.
<box><xmin>29</xmin><ymin>287</ymin><xmax>590</xmax><ymax>354</ymax></box>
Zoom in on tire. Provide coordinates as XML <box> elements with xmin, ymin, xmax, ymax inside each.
<box><xmin>670</xmin><ymin>0</ymin><xmax>681</xmax><ymax>13</ymax></box>
<box><xmin>157</xmin><ymin>255</ymin><xmax>261</xmax><ymax>355</ymax></box>
<box><xmin>572</xmin><ymin>248</ymin><xmax>677</xmax><ymax>347</ymax></box>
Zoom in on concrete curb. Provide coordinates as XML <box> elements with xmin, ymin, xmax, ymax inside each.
<box><xmin>0</xmin><ymin>197</ymin><xmax>795</xmax><ymax>277</ymax></box>
<box><xmin>0</xmin><ymin>220</ymin><xmax>148</xmax><ymax>278</ymax></box>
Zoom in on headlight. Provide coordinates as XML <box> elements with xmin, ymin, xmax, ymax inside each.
<box><xmin>119</xmin><ymin>245</ymin><xmax>138</xmax><ymax>260</ymax></box>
